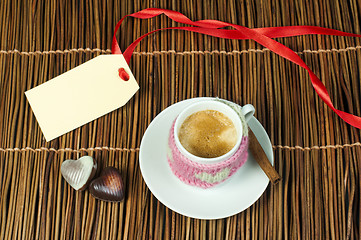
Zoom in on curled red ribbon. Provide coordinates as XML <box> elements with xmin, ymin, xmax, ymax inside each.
<box><xmin>112</xmin><ymin>8</ymin><xmax>361</xmax><ymax>129</ymax></box>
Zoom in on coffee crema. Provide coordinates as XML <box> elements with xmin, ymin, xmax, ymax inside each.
<box><xmin>178</xmin><ymin>110</ymin><xmax>238</xmax><ymax>158</ymax></box>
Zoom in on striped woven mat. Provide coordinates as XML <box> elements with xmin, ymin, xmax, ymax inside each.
<box><xmin>1</xmin><ymin>0</ymin><xmax>360</xmax><ymax>239</ymax></box>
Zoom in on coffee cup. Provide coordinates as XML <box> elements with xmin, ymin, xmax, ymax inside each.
<box><xmin>167</xmin><ymin>99</ymin><xmax>255</xmax><ymax>188</ymax></box>
<box><xmin>174</xmin><ymin>100</ymin><xmax>255</xmax><ymax>164</ymax></box>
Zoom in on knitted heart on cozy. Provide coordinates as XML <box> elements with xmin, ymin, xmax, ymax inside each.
<box><xmin>61</xmin><ymin>156</ymin><xmax>97</xmax><ymax>191</ymax></box>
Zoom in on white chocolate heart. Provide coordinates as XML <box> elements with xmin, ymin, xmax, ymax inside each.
<box><xmin>61</xmin><ymin>156</ymin><xmax>97</xmax><ymax>191</ymax></box>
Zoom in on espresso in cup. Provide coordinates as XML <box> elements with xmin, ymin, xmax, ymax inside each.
<box><xmin>170</xmin><ymin>99</ymin><xmax>255</xmax><ymax>188</ymax></box>
<box><xmin>178</xmin><ymin>110</ymin><xmax>237</xmax><ymax>158</ymax></box>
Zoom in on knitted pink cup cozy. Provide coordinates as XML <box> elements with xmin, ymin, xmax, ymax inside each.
<box><xmin>167</xmin><ymin>120</ymin><xmax>249</xmax><ymax>189</ymax></box>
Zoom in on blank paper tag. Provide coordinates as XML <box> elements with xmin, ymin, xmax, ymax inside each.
<box><xmin>25</xmin><ymin>54</ymin><xmax>139</xmax><ymax>141</ymax></box>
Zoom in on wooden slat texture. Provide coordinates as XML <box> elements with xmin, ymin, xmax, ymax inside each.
<box><xmin>1</xmin><ymin>0</ymin><xmax>361</xmax><ymax>239</ymax></box>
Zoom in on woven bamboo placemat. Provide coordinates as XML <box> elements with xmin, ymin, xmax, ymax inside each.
<box><xmin>1</xmin><ymin>0</ymin><xmax>361</xmax><ymax>239</ymax></box>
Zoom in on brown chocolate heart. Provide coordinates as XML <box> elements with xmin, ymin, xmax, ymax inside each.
<box><xmin>89</xmin><ymin>167</ymin><xmax>124</xmax><ymax>202</ymax></box>
<box><xmin>61</xmin><ymin>156</ymin><xmax>97</xmax><ymax>191</ymax></box>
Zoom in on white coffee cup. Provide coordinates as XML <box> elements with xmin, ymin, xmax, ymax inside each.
<box><xmin>174</xmin><ymin>100</ymin><xmax>255</xmax><ymax>164</ymax></box>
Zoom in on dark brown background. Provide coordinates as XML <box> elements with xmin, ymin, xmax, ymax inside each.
<box><xmin>0</xmin><ymin>0</ymin><xmax>360</xmax><ymax>239</ymax></box>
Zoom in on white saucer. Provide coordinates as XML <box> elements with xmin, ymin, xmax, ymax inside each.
<box><xmin>139</xmin><ymin>98</ymin><xmax>273</xmax><ymax>219</ymax></box>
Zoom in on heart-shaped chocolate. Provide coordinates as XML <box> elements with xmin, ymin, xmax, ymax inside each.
<box><xmin>89</xmin><ymin>167</ymin><xmax>124</xmax><ymax>202</ymax></box>
<box><xmin>61</xmin><ymin>156</ymin><xmax>97</xmax><ymax>191</ymax></box>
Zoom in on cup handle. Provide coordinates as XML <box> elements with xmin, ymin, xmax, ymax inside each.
<box><xmin>241</xmin><ymin>104</ymin><xmax>255</xmax><ymax>122</ymax></box>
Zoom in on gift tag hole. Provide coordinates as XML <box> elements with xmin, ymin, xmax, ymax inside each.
<box><xmin>118</xmin><ymin>68</ymin><xmax>129</xmax><ymax>81</ymax></box>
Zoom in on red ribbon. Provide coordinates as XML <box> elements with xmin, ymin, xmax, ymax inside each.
<box><xmin>112</xmin><ymin>8</ymin><xmax>361</xmax><ymax>129</ymax></box>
